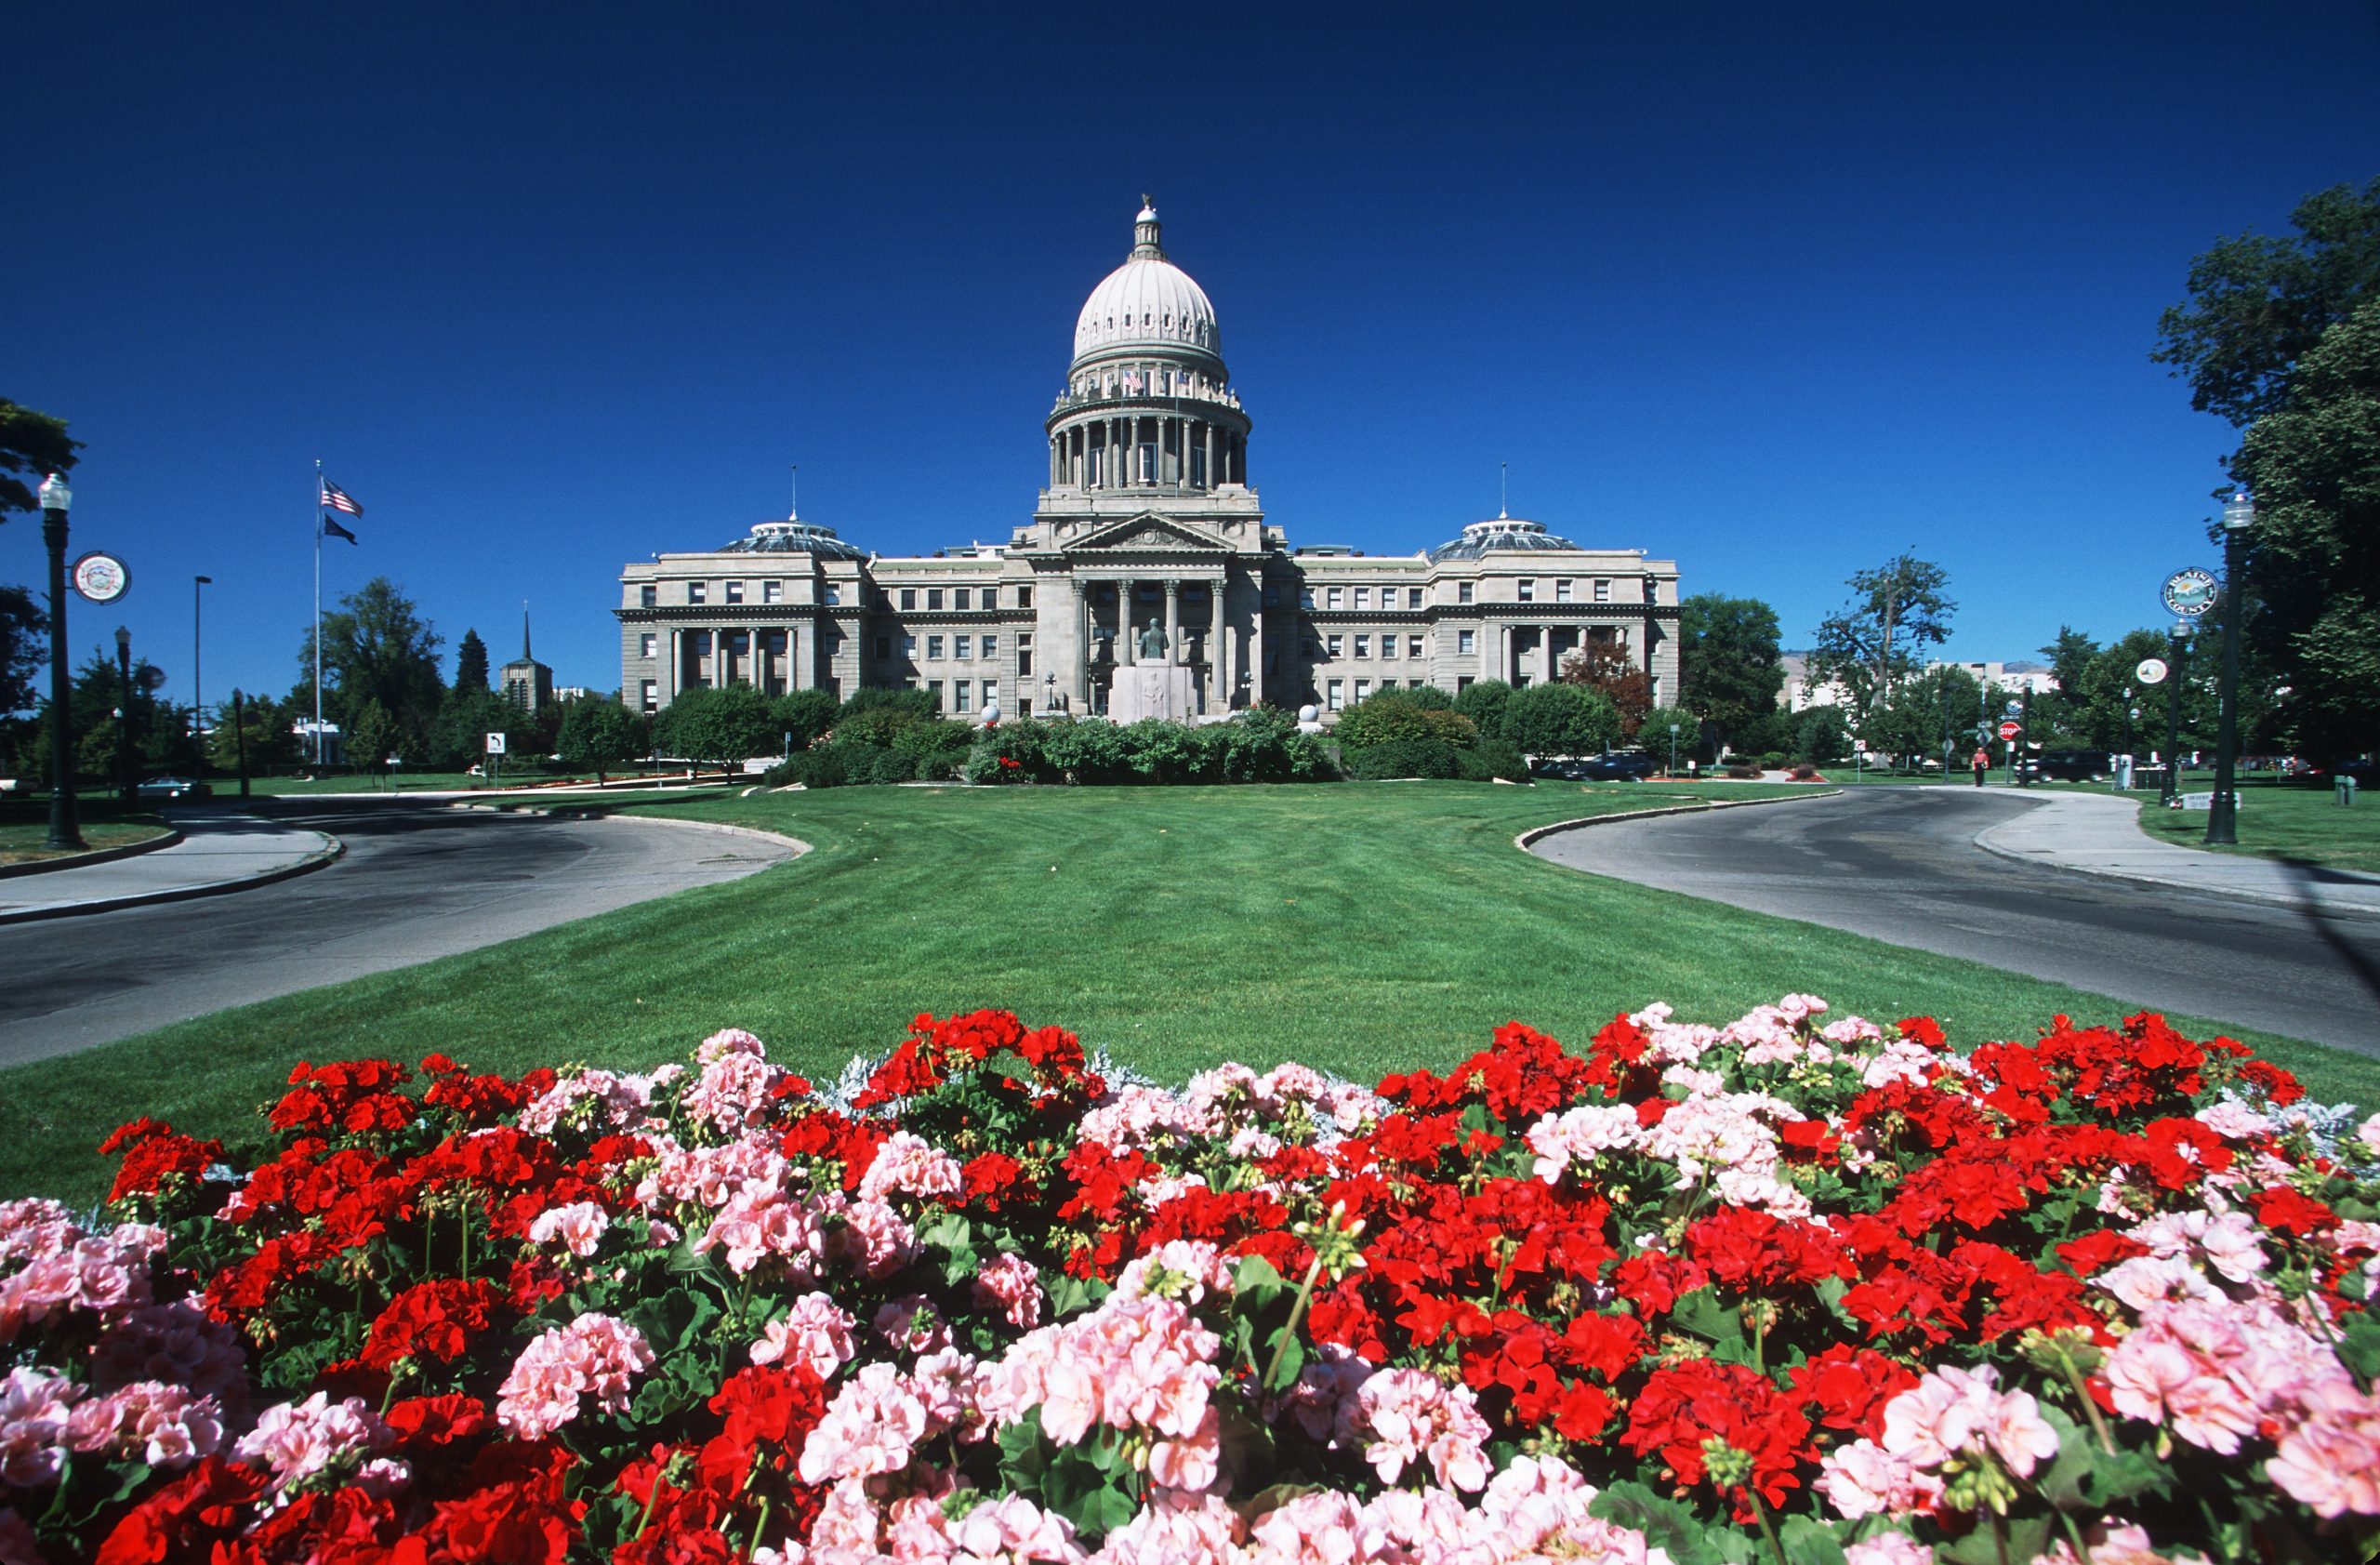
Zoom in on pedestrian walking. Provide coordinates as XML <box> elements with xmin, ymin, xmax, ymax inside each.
<box><xmin>1971</xmin><ymin>746</ymin><xmax>1990</xmax><ymax>787</ymax></box>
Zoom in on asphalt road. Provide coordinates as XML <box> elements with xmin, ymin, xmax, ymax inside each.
<box><xmin>0</xmin><ymin>802</ymin><xmax>795</xmax><ymax>1067</ymax></box>
<box><xmin>1530</xmin><ymin>787</ymin><xmax>2380</xmax><ymax>1056</ymax></box>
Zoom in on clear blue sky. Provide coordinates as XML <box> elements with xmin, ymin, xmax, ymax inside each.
<box><xmin>7</xmin><ymin>2</ymin><xmax>2377</xmax><ymax>709</ymax></box>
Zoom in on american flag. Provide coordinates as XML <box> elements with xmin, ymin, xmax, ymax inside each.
<box><xmin>319</xmin><ymin>478</ymin><xmax>364</xmax><ymax>516</ymax></box>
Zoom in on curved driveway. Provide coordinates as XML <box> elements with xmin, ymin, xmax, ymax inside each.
<box><xmin>1529</xmin><ymin>788</ymin><xmax>2380</xmax><ymax>1056</ymax></box>
<box><xmin>0</xmin><ymin>802</ymin><xmax>795</xmax><ymax>1067</ymax></box>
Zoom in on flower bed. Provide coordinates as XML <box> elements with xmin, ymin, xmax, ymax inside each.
<box><xmin>7</xmin><ymin>1001</ymin><xmax>2379</xmax><ymax>1564</ymax></box>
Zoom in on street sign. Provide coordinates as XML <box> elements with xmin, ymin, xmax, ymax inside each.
<box><xmin>71</xmin><ymin>551</ymin><xmax>130</xmax><ymax>604</ymax></box>
<box><xmin>2135</xmin><ymin>657</ymin><xmax>2169</xmax><ymax>685</ymax></box>
<box><xmin>1998</xmin><ymin>721</ymin><xmax>2021</xmax><ymax>740</ymax></box>
<box><xmin>2162</xmin><ymin>567</ymin><xmax>2218</xmax><ymax>617</ymax></box>
<box><xmin>484</xmin><ymin>732</ymin><xmax>508</xmax><ymax>755</ymax></box>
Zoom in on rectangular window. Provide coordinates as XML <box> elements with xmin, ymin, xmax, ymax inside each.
<box><xmin>1458</xmin><ymin>630</ymin><xmax>1476</xmax><ymax>655</ymax></box>
<box><xmin>1517</xmin><ymin>578</ymin><xmax>1536</xmax><ymax>602</ymax></box>
<box><xmin>900</xmin><ymin>588</ymin><xmax>917</xmax><ymax>611</ymax></box>
<box><xmin>1408</xmin><ymin>634</ymin><xmax>1424</xmax><ymax>658</ymax></box>
<box><xmin>725</xmin><ymin>580</ymin><xmax>746</xmax><ymax>604</ymax></box>
<box><xmin>688</xmin><ymin>581</ymin><xmax>707</xmax><ymax>605</ymax></box>
<box><xmin>1190</xmin><ymin>446</ymin><xmax>1208</xmax><ymax>487</ymax></box>
<box><xmin>1327</xmin><ymin>678</ymin><xmax>1345</xmax><ymax>711</ymax></box>
<box><xmin>1139</xmin><ymin>444</ymin><xmax>1157</xmax><ymax>483</ymax></box>
<box><xmin>1354</xmin><ymin>634</ymin><xmax>1370</xmax><ymax>658</ymax></box>
<box><xmin>927</xmin><ymin>635</ymin><xmax>945</xmax><ymax>660</ymax></box>
<box><xmin>900</xmin><ymin>634</ymin><xmax>918</xmax><ymax>657</ymax></box>
<box><xmin>1379</xmin><ymin>634</ymin><xmax>1396</xmax><ymax>659</ymax></box>
<box><xmin>1593</xmin><ymin>578</ymin><xmax>1611</xmax><ymax>603</ymax></box>
<box><xmin>639</xmin><ymin>633</ymin><xmax>655</xmax><ymax>658</ymax></box>
<box><xmin>956</xmin><ymin>680</ymin><xmax>972</xmax><ymax>711</ymax></box>
<box><xmin>1355</xmin><ymin>678</ymin><xmax>1370</xmax><ymax>702</ymax></box>
<box><xmin>983</xmin><ymin>634</ymin><xmax>998</xmax><ymax>659</ymax></box>
<box><xmin>1354</xmin><ymin>588</ymin><xmax>1369</xmax><ymax>609</ymax></box>
<box><xmin>1263</xmin><ymin>584</ymin><xmax>1280</xmax><ymax>608</ymax></box>
<box><xmin>928</xmin><ymin>589</ymin><xmax>944</xmax><ymax>611</ymax></box>
<box><xmin>1458</xmin><ymin>582</ymin><xmax>1474</xmax><ymax>604</ymax></box>
<box><xmin>1555</xmin><ymin>578</ymin><xmax>1573</xmax><ymax>603</ymax></box>
<box><xmin>639</xmin><ymin>584</ymin><xmax>657</xmax><ymax>608</ymax></box>
<box><xmin>1458</xmin><ymin>675</ymin><xmax>1474</xmax><ymax>692</ymax></box>
<box><xmin>1018</xmin><ymin>586</ymin><xmax>1034</xmax><ymax>609</ymax></box>
<box><xmin>954</xmin><ymin>635</ymin><xmax>971</xmax><ymax>659</ymax></box>
<box><xmin>1300</xmin><ymin>587</ymin><xmax>1315</xmax><ymax>609</ymax></box>
<box><xmin>763</xmin><ymin>580</ymin><xmax>782</xmax><ymax>603</ymax></box>
<box><xmin>1018</xmin><ymin>648</ymin><xmax>1033</xmax><ymax>678</ymax></box>
<box><xmin>1408</xmin><ymin>587</ymin><xmax>1423</xmax><ymax>609</ymax></box>
<box><xmin>1327</xmin><ymin>633</ymin><xmax>1343</xmax><ymax>657</ymax></box>
<box><xmin>954</xmin><ymin>588</ymin><xmax>970</xmax><ymax>610</ymax></box>
<box><xmin>825</xmin><ymin>583</ymin><xmax>841</xmax><ymax>605</ymax></box>
<box><xmin>875</xmin><ymin>635</ymin><xmax>892</xmax><ymax>659</ymax></box>
<box><xmin>1327</xmin><ymin>587</ymin><xmax>1344</xmax><ymax>609</ymax></box>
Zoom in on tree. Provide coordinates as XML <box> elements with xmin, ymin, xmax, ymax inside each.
<box><xmin>2152</xmin><ymin>178</ymin><xmax>2380</xmax><ymax>427</ymax></box>
<box><xmin>300</xmin><ymin>578</ymin><xmax>445</xmax><ymax>758</ymax></box>
<box><xmin>1795</xmin><ymin>705</ymin><xmax>1851</xmax><ymax>765</ymax></box>
<box><xmin>0</xmin><ymin>587</ymin><xmax>40</xmax><ymax>717</ymax></box>
<box><xmin>652</xmin><ymin>685</ymin><xmax>778</xmax><ymax>764</ymax></box>
<box><xmin>1452</xmin><ymin>679</ymin><xmax>1514</xmax><ymax>743</ymax></box>
<box><xmin>1808</xmin><ymin>555</ymin><xmax>1954</xmax><ymax>723</ymax></box>
<box><xmin>774</xmin><ymin>689</ymin><xmax>840</xmax><ymax>750</ymax></box>
<box><xmin>1864</xmin><ymin>663</ymin><xmax>1982</xmax><ymax>767</ymax></box>
<box><xmin>345</xmin><ymin>699</ymin><xmax>398</xmax><ymax>778</ymax></box>
<box><xmin>1677</xmin><ymin>594</ymin><xmax>1784</xmax><ymax>753</ymax></box>
<box><xmin>2231</xmin><ymin>298</ymin><xmax>2380</xmax><ymax>754</ymax></box>
<box><xmin>0</xmin><ymin>400</ymin><xmax>81</xmax><ymax>723</ymax></box>
<box><xmin>1557</xmin><ymin>639</ymin><xmax>1653</xmax><ymax>737</ymax></box>
<box><xmin>24</xmin><ymin>646</ymin><xmax>177</xmax><ymax>785</ymax></box>
<box><xmin>453</xmin><ymin>630</ymin><xmax>490</xmax><ymax>694</ymax></box>
<box><xmin>557</xmin><ymin>697</ymin><xmax>651</xmax><ymax>782</ymax></box>
<box><xmin>1502</xmin><ymin>682</ymin><xmax>1620</xmax><ymax>757</ymax></box>
<box><xmin>207</xmin><ymin>692</ymin><xmax>301</xmax><ymax>774</ymax></box>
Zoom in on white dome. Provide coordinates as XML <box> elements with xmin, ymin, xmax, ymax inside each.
<box><xmin>1071</xmin><ymin>203</ymin><xmax>1222</xmax><ymax>364</ymax></box>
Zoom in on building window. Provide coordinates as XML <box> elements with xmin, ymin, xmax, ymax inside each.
<box><xmin>1018</xmin><ymin>648</ymin><xmax>1033</xmax><ymax>677</ymax></box>
<box><xmin>1327</xmin><ymin>678</ymin><xmax>1345</xmax><ymax>711</ymax></box>
<box><xmin>1408</xmin><ymin>587</ymin><xmax>1423</xmax><ymax>609</ymax></box>
<box><xmin>1593</xmin><ymin>578</ymin><xmax>1611</xmax><ymax>602</ymax></box>
<box><xmin>639</xmin><ymin>633</ymin><xmax>656</xmax><ymax>658</ymax></box>
<box><xmin>1327</xmin><ymin>634</ymin><xmax>1343</xmax><ymax>658</ymax></box>
<box><xmin>1327</xmin><ymin>587</ymin><xmax>1344</xmax><ymax>609</ymax></box>
<box><xmin>1379</xmin><ymin>634</ymin><xmax>1396</xmax><ymax>660</ymax></box>
<box><xmin>901</xmin><ymin>634</ymin><xmax>918</xmax><ymax>657</ymax></box>
<box><xmin>1457</xmin><ymin>675</ymin><xmax>1474</xmax><ymax>691</ymax></box>
<box><xmin>900</xmin><ymin>588</ymin><xmax>917</xmax><ymax>611</ymax></box>
<box><xmin>927</xmin><ymin>635</ymin><xmax>945</xmax><ymax>660</ymax></box>
<box><xmin>1263</xmin><ymin>584</ymin><xmax>1280</xmax><ymax>608</ymax></box>
<box><xmin>1517</xmin><ymin>578</ymin><xmax>1535</xmax><ymax>603</ymax></box>
<box><xmin>1354</xmin><ymin>635</ymin><xmax>1369</xmax><ymax>658</ymax></box>
<box><xmin>928</xmin><ymin>589</ymin><xmax>944</xmax><ymax>611</ymax></box>
<box><xmin>1555</xmin><ymin>578</ymin><xmax>1573</xmax><ymax>603</ymax></box>
<box><xmin>688</xmin><ymin>582</ymin><xmax>707</xmax><ymax>605</ymax></box>
<box><xmin>725</xmin><ymin>580</ymin><xmax>744</xmax><ymax>604</ymax></box>
<box><xmin>1354</xmin><ymin>588</ymin><xmax>1368</xmax><ymax>609</ymax></box>
<box><xmin>1300</xmin><ymin>587</ymin><xmax>1315</xmax><ymax>609</ymax></box>
<box><xmin>983</xmin><ymin>634</ymin><xmax>998</xmax><ymax>658</ymax></box>
<box><xmin>875</xmin><ymin>635</ymin><xmax>892</xmax><ymax>659</ymax></box>
<box><xmin>825</xmin><ymin>583</ymin><xmax>841</xmax><ymax>605</ymax></box>
<box><xmin>954</xmin><ymin>635</ymin><xmax>971</xmax><ymax>659</ymax></box>
<box><xmin>640</xmin><ymin>584</ymin><xmax>657</xmax><ymax>608</ymax></box>
<box><xmin>956</xmin><ymin>679</ymin><xmax>972</xmax><ymax>711</ymax></box>
<box><xmin>1458</xmin><ymin>582</ymin><xmax>1474</xmax><ymax>604</ymax></box>
<box><xmin>763</xmin><ymin>580</ymin><xmax>782</xmax><ymax>603</ymax></box>
<box><xmin>1458</xmin><ymin>630</ymin><xmax>1476</xmax><ymax>655</ymax></box>
<box><xmin>640</xmin><ymin>680</ymin><xmax>656</xmax><ymax>710</ymax></box>
<box><xmin>1018</xmin><ymin>586</ymin><xmax>1033</xmax><ymax>609</ymax></box>
<box><xmin>954</xmin><ymin>588</ymin><xmax>970</xmax><ymax>610</ymax></box>
<box><xmin>1355</xmin><ymin>678</ymin><xmax>1370</xmax><ymax>702</ymax></box>
<box><xmin>1408</xmin><ymin>634</ymin><xmax>1424</xmax><ymax>658</ymax></box>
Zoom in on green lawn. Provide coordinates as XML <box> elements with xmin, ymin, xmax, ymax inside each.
<box><xmin>6</xmin><ymin>779</ymin><xmax>2374</xmax><ymax>1207</ymax></box>
<box><xmin>0</xmin><ymin>808</ymin><xmax>172</xmax><ymax>868</ymax></box>
<box><xmin>2135</xmin><ymin>778</ymin><xmax>2380</xmax><ymax>875</ymax></box>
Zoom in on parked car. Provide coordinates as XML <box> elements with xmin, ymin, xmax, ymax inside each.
<box><xmin>137</xmin><ymin>776</ymin><xmax>212</xmax><ymax>801</ymax></box>
<box><xmin>2015</xmin><ymin>749</ymin><xmax>2110</xmax><ymax>784</ymax></box>
<box><xmin>1535</xmin><ymin>750</ymin><xmax>1657</xmax><ymax>782</ymax></box>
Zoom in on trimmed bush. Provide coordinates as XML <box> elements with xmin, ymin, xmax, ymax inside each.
<box><xmin>1452</xmin><ymin>678</ymin><xmax>1514</xmax><ymax>741</ymax></box>
<box><xmin>1503</xmin><ymin>682</ymin><xmax>1621</xmax><ymax>757</ymax></box>
<box><xmin>760</xmin><ymin>747</ymin><xmax>849</xmax><ymax>789</ymax></box>
<box><xmin>1457</xmin><ymin>736</ymin><xmax>1530</xmax><ymax>782</ymax></box>
<box><xmin>1333</xmin><ymin>694</ymin><xmax>1478</xmax><ymax>753</ymax></box>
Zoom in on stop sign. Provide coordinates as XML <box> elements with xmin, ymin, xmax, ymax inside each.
<box><xmin>1998</xmin><ymin>721</ymin><xmax>2021</xmax><ymax>740</ymax></box>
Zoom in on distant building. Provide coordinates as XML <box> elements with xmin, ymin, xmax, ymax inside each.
<box><xmin>616</xmin><ymin>202</ymin><xmax>1682</xmax><ymax>722</ymax></box>
<box><xmin>1778</xmin><ymin>656</ymin><xmax>2059</xmax><ymax>713</ymax></box>
<box><xmin>501</xmin><ymin>609</ymin><xmax>555</xmax><ymax>715</ymax></box>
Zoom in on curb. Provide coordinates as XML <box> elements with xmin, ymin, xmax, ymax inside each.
<box><xmin>0</xmin><ymin>835</ymin><xmax>346</xmax><ymax>925</ymax></box>
<box><xmin>1514</xmin><ymin>789</ymin><xmax>1843</xmax><ymax>855</ymax></box>
<box><xmin>0</xmin><ymin>828</ymin><xmax>183</xmax><ymax>881</ymax></box>
<box><xmin>1970</xmin><ymin>803</ymin><xmax>2380</xmax><ymax>923</ymax></box>
<box><xmin>441</xmin><ymin>800</ymin><xmax>813</xmax><ymax>858</ymax></box>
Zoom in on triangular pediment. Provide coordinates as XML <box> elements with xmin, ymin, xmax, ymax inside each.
<box><xmin>1068</xmin><ymin>512</ymin><xmax>1228</xmax><ymax>553</ymax></box>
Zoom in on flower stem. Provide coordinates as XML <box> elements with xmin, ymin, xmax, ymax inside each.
<box><xmin>1263</xmin><ymin>1252</ymin><xmax>1326</xmax><ymax>1391</ymax></box>
<box><xmin>1747</xmin><ymin>1489</ymin><xmax>1789</xmax><ymax>1565</ymax></box>
<box><xmin>2056</xmin><ymin>1356</ymin><xmax>2116</xmax><ymax>1454</ymax></box>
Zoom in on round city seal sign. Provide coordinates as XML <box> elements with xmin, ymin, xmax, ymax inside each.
<box><xmin>2162</xmin><ymin>566</ymin><xmax>2218</xmax><ymax>617</ymax></box>
<box><xmin>71</xmin><ymin>550</ymin><xmax>130</xmax><ymax>604</ymax></box>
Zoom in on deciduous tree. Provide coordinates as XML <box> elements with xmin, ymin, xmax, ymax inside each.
<box><xmin>1557</xmin><ymin>640</ymin><xmax>1652</xmax><ymax>737</ymax></box>
<box><xmin>1808</xmin><ymin>555</ymin><xmax>1954</xmax><ymax>723</ymax></box>
<box><xmin>557</xmin><ymin>697</ymin><xmax>651</xmax><ymax>782</ymax></box>
<box><xmin>1677</xmin><ymin>594</ymin><xmax>1784</xmax><ymax>752</ymax></box>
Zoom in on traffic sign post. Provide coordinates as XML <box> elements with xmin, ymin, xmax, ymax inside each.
<box><xmin>1998</xmin><ymin>720</ymin><xmax>2021</xmax><ymax>740</ymax></box>
<box><xmin>485</xmin><ymin>731</ymin><xmax>506</xmax><ymax>789</ymax></box>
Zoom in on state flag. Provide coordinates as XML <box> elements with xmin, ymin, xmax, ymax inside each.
<box><xmin>323</xmin><ymin>516</ymin><xmax>359</xmax><ymax>545</ymax></box>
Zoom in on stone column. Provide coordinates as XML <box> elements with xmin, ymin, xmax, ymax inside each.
<box><xmin>1210</xmin><ymin>579</ymin><xmax>1225</xmax><ymax>710</ymax></box>
<box><xmin>1203</xmin><ymin>422</ymin><xmax>1214</xmax><ymax>490</ymax></box>
<box><xmin>1072</xmin><ymin>579</ymin><xmax>1091</xmax><ymax>708</ymax></box>
<box><xmin>1543</xmin><ymin>625</ymin><xmax>1555</xmax><ymax>684</ymax></box>
<box><xmin>1164</xmin><ymin>580</ymin><xmax>1181</xmax><ymax>665</ymax></box>
<box><xmin>658</xmin><ymin>629</ymin><xmax>678</xmax><ymax>707</ymax></box>
<box><xmin>1250</xmin><ymin>596</ymin><xmax>1266</xmax><ymax>708</ymax></box>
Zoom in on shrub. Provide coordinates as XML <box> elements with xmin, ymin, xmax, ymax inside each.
<box><xmin>1403</xmin><ymin>683</ymin><xmax>1456</xmax><ymax>710</ymax></box>
<box><xmin>1345</xmin><ymin>737</ymin><xmax>1462</xmax><ymax>779</ymax></box>
<box><xmin>1757</xmin><ymin>750</ymin><xmax>1789</xmax><ymax>770</ymax></box>
<box><xmin>890</xmin><ymin>718</ymin><xmax>975</xmax><ymax>780</ymax></box>
<box><xmin>1217</xmin><ymin>707</ymin><xmax>1332</xmax><ymax>783</ymax></box>
<box><xmin>1795</xmin><ymin>705</ymin><xmax>1852</xmax><ymax>764</ymax></box>
<box><xmin>1634</xmin><ymin>705</ymin><xmax>1698</xmax><ymax>769</ymax></box>
<box><xmin>1725</xmin><ymin>763</ymin><xmax>1765</xmax><ymax>780</ymax></box>
<box><xmin>1333</xmin><ymin>694</ymin><xmax>1478</xmax><ymax>753</ymax></box>
<box><xmin>1457</xmin><ymin>736</ymin><xmax>1530</xmax><ymax>782</ymax></box>
<box><xmin>823</xmin><ymin>740</ymin><xmax>916</xmax><ymax>785</ymax></box>
<box><xmin>651</xmin><ymin>684</ymin><xmax>779</xmax><ymax>764</ymax></box>
<box><xmin>760</xmin><ymin>747</ymin><xmax>848</xmax><ymax>789</ymax></box>
<box><xmin>1503</xmin><ymin>682</ymin><xmax>1621</xmax><ymax>757</ymax></box>
<box><xmin>835</xmin><ymin>687</ymin><xmax>942</xmax><ymax>747</ymax></box>
<box><xmin>774</xmin><ymin>689</ymin><xmax>841</xmax><ymax>750</ymax></box>
<box><xmin>1451</xmin><ymin>678</ymin><xmax>1514</xmax><ymax>741</ymax></box>
<box><xmin>1041</xmin><ymin>719</ymin><xmax>1133</xmax><ymax>784</ymax></box>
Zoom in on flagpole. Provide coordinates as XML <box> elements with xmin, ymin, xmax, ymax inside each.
<box><xmin>314</xmin><ymin>459</ymin><xmax>324</xmax><ymax>768</ymax></box>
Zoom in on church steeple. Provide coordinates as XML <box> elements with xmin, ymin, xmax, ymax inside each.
<box><xmin>521</xmin><ymin>603</ymin><xmax>533</xmax><ymax>662</ymax></box>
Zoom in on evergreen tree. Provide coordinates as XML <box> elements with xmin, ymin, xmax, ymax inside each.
<box><xmin>453</xmin><ymin>629</ymin><xmax>490</xmax><ymax>693</ymax></box>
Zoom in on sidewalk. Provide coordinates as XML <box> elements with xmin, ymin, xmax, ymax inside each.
<box><xmin>1971</xmin><ymin>788</ymin><xmax>2380</xmax><ymax>921</ymax></box>
<box><xmin>0</xmin><ymin>811</ymin><xmax>342</xmax><ymax>924</ymax></box>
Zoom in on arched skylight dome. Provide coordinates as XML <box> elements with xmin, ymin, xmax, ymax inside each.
<box><xmin>719</xmin><ymin>521</ymin><xmax>866</xmax><ymax>560</ymax></box>
<box><xmin>1425</xmin><ymin>518</ymin><xmax>1583</xmax><ymax>564</ymax></box>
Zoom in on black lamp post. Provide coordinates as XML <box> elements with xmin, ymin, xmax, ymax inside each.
<box><xmin>1668</xmin><ymin>721</ymin><xmax>1681</xmax><ymax>778</ymax></box>
<box><xmin>232</xmin><ymin>689</ymin><xmax>251</xmax><ymax>799</ymax></box>
<box><xmin>2206</xmin><ymin>491</ymin><xmax>2254</xmax><ymax>845</ymax></box>
<box><xmin>192</xmin><ymin>575</ymin><xmax>212</xmax><ymax>776</ymax></box>
<box><xmin>115</xmin><ymin>626</ymin><xmax>135</xmax><ymax>807</ymax></box>
<box><xmin>37</xmin><ymin>474</ymin><xmax>82</xmax><ymax>850</ymax></box>
<box><xmin>2162</xmin><ymin>619</ymin><xmax>2188</xmax><ymax>808</ymax></box>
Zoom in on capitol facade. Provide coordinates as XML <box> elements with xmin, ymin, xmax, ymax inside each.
<box><xmin>615</xmin><ymin>203</ymin><xmax>1680</xmax><ymax>722</ymax></box>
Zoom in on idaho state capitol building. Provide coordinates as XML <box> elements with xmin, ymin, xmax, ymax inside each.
<box><xmin>616</xmin><ymin>203</ymin><xmax>1680</xmax><ymax>723</ymax></box>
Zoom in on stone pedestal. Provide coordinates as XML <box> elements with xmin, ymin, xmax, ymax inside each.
<box><xmin>1107</xmin><ymin>663</ymin><xmax>1197</xmax><ymax>723</ymax></box>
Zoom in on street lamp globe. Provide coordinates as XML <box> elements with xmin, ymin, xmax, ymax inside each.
<box><xmin>36</xmin><ymin>473</ymin><xmax>71</xmax><ymax>513</ymax></box>
<box><xmin>2223</xmin><ymin>492</ymin><xmax>2256</xmax><ymax>533</ymax></box>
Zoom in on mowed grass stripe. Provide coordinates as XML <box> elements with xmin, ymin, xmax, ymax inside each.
<box><xmin>3</xmin><ymin>782</ymin><xmax>2371</xmax><ymax>1206</ymax></box>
